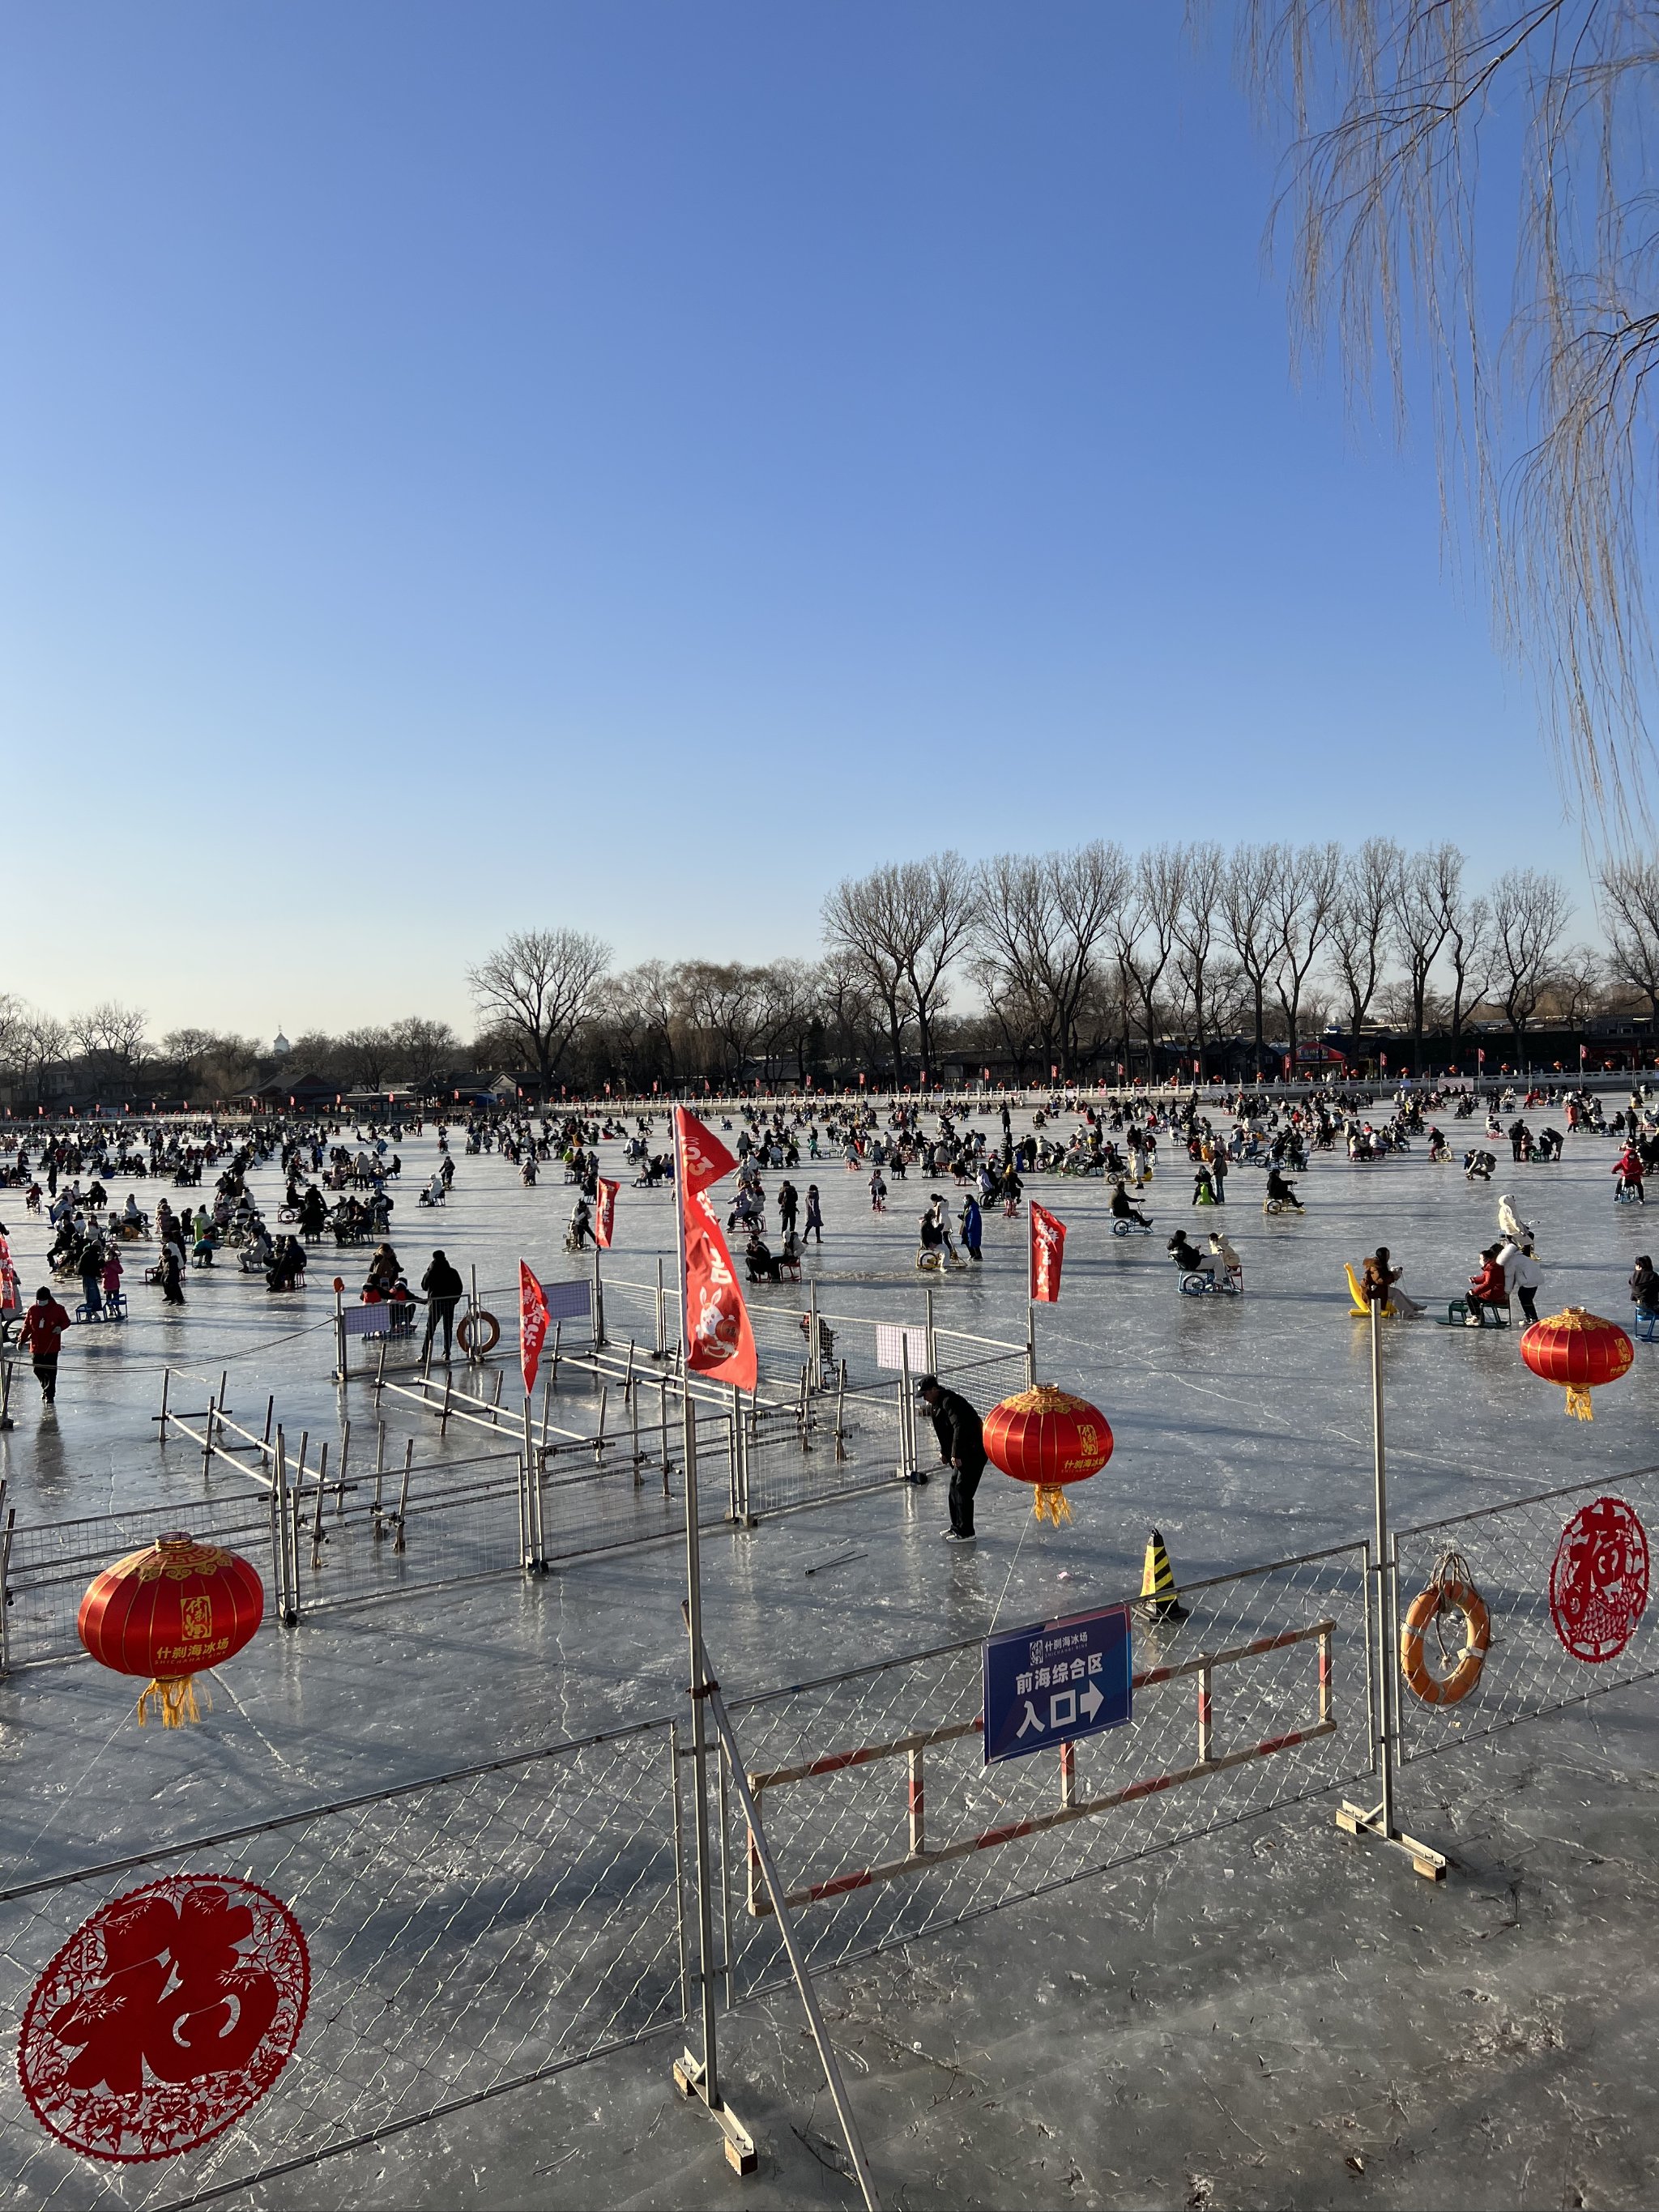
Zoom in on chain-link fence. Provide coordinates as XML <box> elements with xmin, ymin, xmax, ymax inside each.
<box><xmin>0</xmin><ymin>1717</ymin><xmax>686</xmax><ymax>2209</ymax></box>
<box><xmin>714</xmin><ymin>1542</ymin><xmax>1373</xmax><ymax>1998</ymax></box>
<box><xmin>0</xmin><ymin>1494</ymin><xmax>275</xmax><ymax>1673</ymax></box>
<box><xmin>1</xmin><ymin>1450</ymin><xmax>532</xmax><ymax>1671</ymax></box>
<box><xmin>1393</xmin><ymin>1463</ymin><xmax>1659</xmax><ymax>1765</ymax></box>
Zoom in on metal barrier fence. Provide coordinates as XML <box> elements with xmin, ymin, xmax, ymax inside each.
<box><xmin>0</xmin><ymin>1449</ymin><xmax>530</xmax><ymax>1671</ymax></box>
<box><xmin>713</xmin><ymin>1541</ymin><xmax>1373</xmax><ymax>1997</ymax></box>
<box><xmin>0</xmin><ymin>1490</ymin><xmax>275</xmax><ymax>1674</ymax></box>
<box><xmin>1392</xmin><ymin>1462</ymin><xmax>1659</xmax><ymax>1766</ymax></box>
<box><xmin>0</xmin><ymin>1717</ymin><xmax>686</xmax><ymax>2209</ymax></box>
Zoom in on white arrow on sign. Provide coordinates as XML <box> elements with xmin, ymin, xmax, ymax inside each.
<box><xmin>1078</xmin><ymin>1681</ymin><xmax>1104</xmax><ymax>1722</ymax></box>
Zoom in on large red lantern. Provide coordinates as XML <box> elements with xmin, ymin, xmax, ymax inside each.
<box><xmin>79</xmin><ymin>1535</ymin><xmax>265</xmax><ymax>1728</ymax></box>
<box><xmin>983</xmin><ymin>1383</ymin><xmax>1114</xmax><ymax>1525</ymax></box>
<box><xmin>1519</xmin><ymin>1306</ymin><xmax>1634</xmax><ymax>1421</ymax></box>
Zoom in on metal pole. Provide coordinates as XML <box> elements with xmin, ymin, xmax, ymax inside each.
<box><xmin>669</xmin><ymin>1112</ymin><xmax>755</xmax><ymax>2170</ymax></box>
<box><xmin>924</xmin><ymin>1283</ymin><xmax>935</xmax><ymax>1377</ymax></box>
<box><xmin>1371</xmin><ymin>1298</ymin><xmax>1394</xmax><ymax>1838</ymax></box>
<box><xmin>592</xmin><ymin>1243</ymin><xmax>605</xmax><ymax>1349</ymax></box>
<box><xmin>1335</xmin><ymin>1298</ymin><xmax>1446</xmax><ymax>1879</ymax></box>
<box><xmin>898</xmin><ymin>1334</ymin><xmax>913</xmax><ymax>1480</ymax></box>
<box><xmin>705</xmin><ymin>1681</ymin><xmax>880</xmax><ymax>2210</ymax></box>
<box><xmin>808</xmin><ymin>1276</ymin><xmax>820</xmax><ymax>1391</ymax></box>
<box><xmin>0</xmin><ymin>1503</ymin><xmax>14</xmax><ymax>1675</ymax></box>
<box><xmin>519</xmin><ymin>1397</ymin><xmax>532</xmax><ymax>1568</ymax></box>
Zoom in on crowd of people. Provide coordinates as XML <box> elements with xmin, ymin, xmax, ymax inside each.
<box><xmin>3</xmin><ymin>1076</ymin><xmax>1657</xmax><ymax>1443</ymax></box>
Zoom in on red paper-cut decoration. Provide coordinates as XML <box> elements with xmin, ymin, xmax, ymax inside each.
<box><xmin>18</xmin><ymin>1876</ymin><xmax>309</xmax><ymax>2163</ymax></box>
<box><xmin>1550</xmin><ymin>1495</ymin><xmax>1649</xmax><ymax>1664</ymax></box>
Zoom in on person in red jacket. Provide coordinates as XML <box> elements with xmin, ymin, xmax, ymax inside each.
<box><xmin>1465</xmin><ymin>1247</ymin><xmax>1510</xmax><ymax>1328</ymax></box>
<box><xmin>19</xmin><ymin>1285</ymin><xmax>70</xmax><ymax>1405</ymax></box>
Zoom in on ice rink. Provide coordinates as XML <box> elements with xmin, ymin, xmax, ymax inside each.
<box><xmin>2</xmin><ymin>1095</ymin><xmax>1656</xmax><ymax>2208</ymax></box>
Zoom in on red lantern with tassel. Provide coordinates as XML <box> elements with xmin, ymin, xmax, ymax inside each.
<box><xmin>1519</xmin><ymin>1306</ymin><xmax>1634</xmax><ymax>1421</ymax></box>
<box><xmin>79</xmin><ymin>1535</ymin><xmax>264</xmax><ymax>1727</ymax></box>
<box><xmin>983</xmin><ymin>1384</ymin><xmax>1113</xmax><ymax>1525</ymax></box>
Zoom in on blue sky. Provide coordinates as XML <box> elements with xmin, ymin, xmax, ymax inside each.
<box><xmin>1</xmin><ymin>2</ymin><xmax>1587</xmax><ymax>1040</ymax></box>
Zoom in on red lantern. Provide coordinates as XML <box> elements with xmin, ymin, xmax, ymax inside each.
<box><xmin>1519</xmin><ymin>1306</ymin><xmax>1634</xmax><ymax>1421</ymax></box>
<box><xmin>79</xmin><ymin>1536</ymin><xmax>265</xmax><ymax>1728</ymax></box>
<box><xmin>983</xmin><ymin>1384</ymin><xmax>1114</xmax><ymax>1525</ymax></box>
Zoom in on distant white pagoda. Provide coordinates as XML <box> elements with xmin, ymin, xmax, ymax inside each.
<box><xmin>272</xmin><ymin>1028</ymin><xmax>291</xmax><ymax>1058</ymax></box>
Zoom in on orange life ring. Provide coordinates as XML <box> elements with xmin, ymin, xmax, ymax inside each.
<box><xmin>1400</xmin><ymin>1576</ymin><xmax>1490</xmax><ymax>1705</ymax></box>
<box><xmin>455</xmin><ymin>1309</ymin><xmax>500</xmax><ymax>1356</ymax></box>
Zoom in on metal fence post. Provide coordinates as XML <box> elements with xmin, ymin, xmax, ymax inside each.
<box><xmin>1336</xmin><ymin>1300</ymin><xmax>1446</xmax><ymax>1880</ymax></box>
<box><xmin>705</xmin><ymin>1681</ymin><xmax>880</xmax><ymax>2210</ymax></box>
<box><xmin>0</xmin><ymin>1502</ymin><xmax>14</xmax><ymax>1675</ymax></box>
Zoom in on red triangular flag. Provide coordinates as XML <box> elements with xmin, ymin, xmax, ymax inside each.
<box><xmin>1030</xmin><ymin>1202</ymin><xmax>1067</xmax><ymax>1304</ymax></box>
<box><xmin>595</xmin><ymin>1177</ymin><xmax>620</xmax><ymax>1249</ymax></box>
<box><xmin>674</xmin><ymin>1107</ymin><xmax>757</xmax><ymax>1392</ymax></box>
<box><xmin>519</xmin><ymin>1260</ymin><xmax>550</xmax><ymax>1396</ymax></box>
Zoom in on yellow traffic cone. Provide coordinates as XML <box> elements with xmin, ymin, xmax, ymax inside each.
<box><xmin>1139</xmin><ymin>1528</ymin><xmax>1188</xmax><ymax>1622</ymax></box>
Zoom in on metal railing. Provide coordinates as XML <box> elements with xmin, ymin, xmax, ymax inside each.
<box><xmin>0</xmin><ymin>1718</ymin><xmax>686</xmax><ymax>2210</ymax></box>
<box><xmin>712</xmin><ymin>1541</ymin><xmax>1372</xmax><ymax>1997</ymax></box>
<box><xmin>1392</xmin><ymin>1464</ymin><xmax>1659</xmax><ymax>1765</ymax></box>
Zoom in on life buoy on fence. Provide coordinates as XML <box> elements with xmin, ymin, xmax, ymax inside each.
<box><xmin>1400</xmin><ymin>1549</ymin><xmax>1491</xmax><ymax>1705</ymax></box>
<box><xmin>455</xmin><ymin>1309</ymin><xmax>500</xmax><ymax>1357</ymax></box>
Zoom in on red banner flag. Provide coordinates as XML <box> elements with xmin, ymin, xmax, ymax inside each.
<box><xmin>1030</xmin><ymin>1202</ymin><xmax>1067</xmax><ymax>1303</ymax></box>
<box><xmin>519</xmin><ymin>1260</ymin><xmax>550</xmax><ymax>1396</ymax></box>
<box><xmin>676</xmin><ymin>1108</ymin><xmax>737</xmax><ymax>1197</ymax></box>
<box><xmin>674</xmin><ymin>1109</ymin><xmax>757</xmax><ymax>1392</ymax></box>
<box><xmin>595</xmin><ymin>1178</ymin><xmax>619</xmax><ymax>1248</ymax></box>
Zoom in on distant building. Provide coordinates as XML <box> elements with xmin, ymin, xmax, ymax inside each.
<box><xmin>271</xmin><ymin>1029</ymin><xmax>291</xmax><ymax>1058</ymax></box>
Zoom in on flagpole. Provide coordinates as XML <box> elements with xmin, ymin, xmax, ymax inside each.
<box><xmin>669</xmin><ymin>1108</ymin><xmax>754</xmax><ymax>2167</ymax></box>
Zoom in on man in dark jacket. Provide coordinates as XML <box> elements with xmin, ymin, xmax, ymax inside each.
<box><xmin>20</xmin><ymin>1285</ymin><xmax>71</xmax><ymax>1405</ymax></box>
<box><xmin>917</xmin><ymin>1375</ymin><xmax>986</xmax><ymax>1543</ymax></box>
<box><xmin>421</xmin><ymin>1249</ymin><xmax>464</xmax><ymax>1359</ymax></box>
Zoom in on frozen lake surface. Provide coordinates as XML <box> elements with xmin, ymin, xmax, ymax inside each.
<box><xmin>2</xmin><ymin>1098</ymin><xmax>1655</xmax><ymax>2207</ymax></box>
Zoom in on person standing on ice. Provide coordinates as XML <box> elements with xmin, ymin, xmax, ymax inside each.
<box><xmin>19</xmin><ymin>1285</ymin><xmax>71</xmax><ymax>1407</ymax></box>
<box><xmin>420</xmin><ymin>1249</ymin><xmax>464</xmax><ymax>1359</ymax></box>
<box><xmin>916</xmin><ymin>1374</ymin><xmax>987</xmax><ymax>1543</ymax></box>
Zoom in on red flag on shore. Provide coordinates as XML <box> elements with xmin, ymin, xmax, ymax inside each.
<box><xmin>1030</xmin><ymin>1202</ymin><xmax>1067</xmax><ymax>1304</ymax></box>
<box><xmin>674</xmin><ymin>1106</ymin><xmax>757</xmax><ymax>1392</ymax></box>
<box><xmin>519</xmin><ymin>1260</ymin><xmax>550</xmax><ymax>1396</ymax></box>
<box><xmin>595</xmin><ymin>1178</ymin><xmax>619</xmax><ymax>1248</ymax></box>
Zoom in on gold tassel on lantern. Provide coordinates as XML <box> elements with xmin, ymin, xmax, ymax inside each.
<box><xmin>1033</xmin><ymin>1485</ymin><xmax>1073</xmax><ymax>1526</ymax></box>
<box><xmin>137</xmin><ymin>1675</ymin><xmax>208</xmax><ymax>1728</ymax></box>
<box><xmin>1564</xmin><ymin>1383</ymin><xmax>1593</xmax><ymax>1421</ymax></box>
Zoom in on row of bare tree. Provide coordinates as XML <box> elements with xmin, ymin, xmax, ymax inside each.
<box><xmin>11</xmin><ymin>846</ymin><xmax>1659</xmax><ymax>1102</ymax></box>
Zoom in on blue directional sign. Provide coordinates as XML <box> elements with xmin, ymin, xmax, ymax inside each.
<box><xmin>983</xmin><ymin>1603</ymin><xmax>1132</xmax><ymax>1765</ymax></box>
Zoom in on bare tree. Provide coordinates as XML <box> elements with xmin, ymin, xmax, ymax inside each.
<box><xmin>1442</xmin><ymin>880</ymin><xmax>1495</xmax><ymax>1056</ymax></box>
<box><xmin>386</xmin><ymin>1016</ymin><xmax>459</xmax><ymax>1087</ymax></box>
<box><xmin>339</xmin><ymin>1027</ymin><xmax>397</xmax><ymax>1089</ymax></box>
<box><xmin>1548</xmin><ymin>944</ymin><xmax>1606</xmax><ymax>1033</ymax></box>
<box><xmin>70</xmin><ymin>1001</ymin><xmax>150</xmax><ymax>1072</ymax></box>
<box><xmin>974</xmin><ymin>842</ymin><xmax>1130</xmax><ymax>1077</ymax></box>
<box><xmin>1221</xmin><ymin>844</ymin><xmax>1282</xmax><ymax>1076</ymax></box>
<box><xmin>823</xmin><ymin>855</ymin><xmax>973</xmax><ymax>1082</ymax></box>
<box><xmin>1269</xmin><ymin>841</ymin><xmax>1341</xmax><ymax>1068</ymax></box>
<box><xmin>468</xmin><ymin>928</ymin><xmax>612</xmax><ymax>1094</ymax></box>
<box><xmin>1328</xmin><ymin>837</ymin><xmax>1403</xmax><ymax>1046</ymax></box>
<box><xmin>1171</xmin><ymin>842</ymin><xmax>1226</xmax><ymax>1079</ymax></box>
<box><xmin>1597</xmin><ymin>855</ymin><xmax>1659</xmax><ymax>1021</ymax></box>
<box><xmin>1490</xmin><ymin>867</ymin><xmax>1573</xmax><ymax>1057</ymax></box>
<box><xmin>753</xmin><ymin>960</ymin><xmax>822</xmax><ymax>1084</ymax></box>
<box><xmin>1115</xmin><ymin>846</ymin><xmax>1186</xmax><ymax>1080</ymax></box>
<box><xmin>1389</xmin><ymin>845</ymin><xmax>1457</xmax><ymax>1072</ymax></box>
<box><xmin>1234</xmin><ymin>0</ymin><xmax>1659</xmax><ymax>816</ymax></box>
